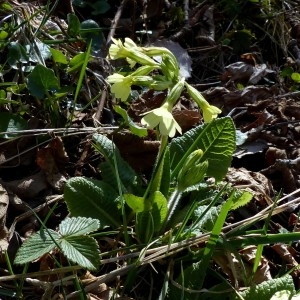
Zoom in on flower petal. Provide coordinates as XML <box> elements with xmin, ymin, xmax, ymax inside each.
<box><xmin>141</xmin><ymin>112</ymin><xmax>160</xmax><ymax>128</ymax></box>
<box><xmin>111</xmin><ymin>82</ymin><xmax>131</xmax><ymax>101</ymax></box>
<box><xmin>141</xmin><ymin>106</ymin><xmax>182</xmax><ymax>137</ymax></box>
<box><xmin>202</xmin><ymin>104</ymin><xmax>222</xmax><ymax>123</ymax></box>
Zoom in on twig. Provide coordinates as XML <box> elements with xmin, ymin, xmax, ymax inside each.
<box><xmin>106</xmin><ymin>0</ymin><xmax>129</xmax><ymax>46</ymax></box>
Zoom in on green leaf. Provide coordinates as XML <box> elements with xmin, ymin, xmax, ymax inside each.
<box><xmin>0</xmin><ymin>112</ymin><xmax>27</xmax><ymax>138</ymax></box>
<box><xmin>50</xmin><ymin>48</ymin><xmax>68</xmax><ymax>64</ymax></box>
<box><xmin>114</xmin><ymin>105</ymin><xmax>147</xmax><ymax>137</ymax></box>
<box><xmin>67</xmin><ymin>13</ymin><xmax>81</xmax><ymax>37</ymax></box>
<box><xmin>59</xmin><ymin>217</ymin><xmax>100</xmax><ymax>237</ymax></box>
<box><xmin>168</xmin><ymin>197</ymin><xmax>233</xmax><ymax>299</ymax></box>
<box><xmin>0</xmin><ymin>30</ymin><xmax>8</xmax><ymax>40</ymax></box>
<box><xmin>169</xmin><ymin>117</ymin><xmax>236</xmax><ymax>181</ymax></box>
<box><xmin>192</xmin><ymin>205</ymin><xmax>221</xmax><ymax>232</ymax></box>
<box><xmin>72</xmin><ymin>0</ymin><xmax>86</xmax><ymax>8</ymax></box>
<box><xmin>124</xmin><ymin>194</ymin><xmax>151</xmax><ymax>213</ymax></box>
<box><xmin>27</xmin><ymin>64</ymin><xmax>59</xmax><ymax>98</ymax></box>
<box><xmin>280</xmin><ymin>66</ymin><xmax>293</xmax><ymax>78</ymax></box>
<box><xmin>7</xmin><ymin>42</ymin><xmax>27</xmax><ymax>66</ymax></box>
<box><xmin>60</xmin><ymin>235</ymin><xmax>100</xmax><ymax>271</ymax></box>
<box><xmin>231</xmin><ymin>275</ymin><xmax>295</xmax><ymax>300</ymax></box>
<box><xmin>92</xmin><ymin>134</ymin><xmax>139</xmax><ymax>191</ymax></box>
<box><xmin>14</xmin><ymin>229</ymin><xmax>59</xmax><ymax>265</ymax></box>
<box><xmin>136</xmin><ymin>191</ymin><xmax>168</xmax><ymax>241</ymax></box>
<box><xmin>291</xmin><ymin>72</ymin><xmax>300</xmax><ymax>83</ymax></box>
<box><xmin>230</xmin><ymin>190</ymin><xmax>253</xmax><ymax>210</ymax></box>
<box><xmin>80</xmin><ymin>19</ymin><xmax>104</xmax><ymax>51</ymax></box>
<box><xmin>89</xmin><ymin>0</ymin><xmax>110</xmax><ymax>15</ymax></box>
<box><xmin>67</xmin><ymin>52</ymin><xmax>88</xmax><ymax>73</ymax></box>
<box><xmin>64</xmin><ymin>177</ymin><xmax>121</xmax><ymax>228</ymax></box>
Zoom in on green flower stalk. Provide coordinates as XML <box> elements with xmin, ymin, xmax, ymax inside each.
<box><xmin>185</xmin><ymin>82</ymin><xmax>222</xmax><ymax>122</ymax></box>
<box><xmin>163</xmin><ymin>149</ymin><xmax>208</xmax><ymax>230</ymax></box>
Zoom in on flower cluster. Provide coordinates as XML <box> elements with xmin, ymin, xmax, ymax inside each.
<box><xmin>107</xmin><ymin>37</ymin><xmax>222</xmax><ymax>137</ymax></box>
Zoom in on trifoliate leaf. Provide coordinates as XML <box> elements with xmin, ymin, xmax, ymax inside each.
<box><xmin>60</xmin><ymin>235</ymin><xmax>100</xmax><ymax>270</ymax></box>
<box><xmin>14</xmin><ymin>229</ymin><xmax>59</xmax><ymax>265</ymax></box>
<box><xmin>59</xmin><ymin>217</ymin><xmax>100</xmax><ymax>237</ymax></box>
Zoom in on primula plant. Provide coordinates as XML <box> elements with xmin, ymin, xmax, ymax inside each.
<box><xmin>19</xmin><ymin>38</ymin><xmax>294</xmax><ymax>298</ymax></box>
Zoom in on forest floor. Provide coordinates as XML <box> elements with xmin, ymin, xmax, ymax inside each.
<box><xmin>1</xmin><ymin>0</ymin><xmax>300</xmax><ymax>299</ymax></box>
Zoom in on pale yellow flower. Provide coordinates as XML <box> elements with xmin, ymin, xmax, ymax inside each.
<box><xmin>108</xmin><ymin>38</ymin><xmax>129</xmax><ymax>60</ymax></box>
<box><xmin>108</xmin><ymin>38</ymin><xmax>159</xmax><ymax>67</ymax></box>
<box><xmin>107</xmin><ymin>73</ymin><xmax>154</xmax><ymax>101</ymax></box>
<box><xmin>141</xmin><ymin>102</ymin><xmax>182</xmax><ymax>137</ymax></box>
<box><xmin>185</xmin><ymin>83</ymin><xmax>221</xmax><ymax>122</ymax></box>
<box><xmin>107</xmin><ymin>73</ymin><xmax>132</xmax><ymax>101</ymax></box>
<box><xmin>202</xmin><ymin>103</ymin><xmax>222</xmax><ymax>122</ymax></box>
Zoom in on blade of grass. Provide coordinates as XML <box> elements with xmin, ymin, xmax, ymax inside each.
<box><xmin>251</xmin><ymin>192</ymin><xmax>281</xmax><ymax>281</ymax></box>
<box><xmin>196</xmin><ymin>192</ymin><xmax>234</xmax><ymax>290</ymax></box>
<box><xmin>4</xmin><ymin>251</ymin><xmax>19</xmax><ymax>293</ymax></box>
<box><xmin>224</xmin><ymin>232</ymin><xmax>300</xmax><ymax>248</ymax></box>
<box><xmin>67</xmin><ymin>40</ymin><xmax>92</xmax><ymax>125</ymax></box>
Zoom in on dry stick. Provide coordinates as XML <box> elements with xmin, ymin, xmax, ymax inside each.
<box><xmin>106</xmin><ymin>0</ymin><xmax>129</xmax><ymax>46</ymax></box>
<box><xmin>171</xmin><ymin>0</ymin><xmax>190</xmax><ymax>40</ymax></box>
<box><xmin>94</xmin><ymin>89</ymin><xmax>107</xmax><ymax>123</ymax></box>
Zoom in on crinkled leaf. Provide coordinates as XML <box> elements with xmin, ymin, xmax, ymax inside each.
<box><xmin>114</xmin><ymin>105</ymin><xmax>147</xmax><ymax>137</ymax></box>
<box><xmin>59</xmin><ymin>217</ymin><xmax>100</xmax><ymax>237</ymax></box>
<box><xmin>64</xmin><ymin>177</ymin><xmax>121</xmax><ymax>228</ymax></box>
<box><xmin>60</xmin><ymin>235</ymin><xmax>100</xmax><ymax>270</ymax></box>
<box><xmin>230</xmin><ymin>190</ymin><xmax>253</xmax><ymax>210</ymax></box>
<box><xmin>192</xmin><ymin>205</ymin><xmax>221</xmax><ymax>232</ymax></box>
<box><xmin>169</xmin><ymin>117</ymin><xmax>236</xmax><ymax>181</ymax></box>
<box><xmin>14</xmin><ymin>229</ymin><xmax>59</xmax><ymax>265</ymax></box>
<box><xmin>0</xmin><ymin>112</ymin><xmax>27</xmax><ymax>138</ymax></box>
<box><xmin>27</xmin><ymin>64</ymin><xmax>59</xmax><ymax>98</ymax></box>
<box><xmin>232</xmin><ymin>275</ymin><xmax>295</xmax><ymax>300</ymax></box>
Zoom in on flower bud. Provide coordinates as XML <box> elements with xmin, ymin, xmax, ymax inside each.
<box><xmin>150</xmin><ymin>80</ymin><xmax>172</xmax><ymax>91</ymax></box>
<box><xmin>165</xmin><ymin>78</ymin><xmax>185</xmax><ymax>106</ymax></box>
<box><xmin>131</xmin><ymin>65</ymin><xmax>156</xmax><ymax>76</ymax></box>
<box><xmin>161</xmin><ymin>54</ymin><xmax>179</xmax><ymax>80</ymax></box>
<box><xmin>132</xmin><ymin>76</ymin><xmax>154</xmax><ymax>86</ymax></box>
<box><xmin>177</xmin><ymin>149</ymin><xmax>208</xmax><ymax>191</ymax></box>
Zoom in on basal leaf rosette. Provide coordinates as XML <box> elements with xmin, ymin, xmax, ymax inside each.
<box><xmin>185</xmin><ymin>82</ymin><xmax>222</xmax><ymax>122</ymax></box>
<box><xmin>141</xmin><ymin>101</ymin><xmax>182</xmax><ymax>137</ymax></box>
